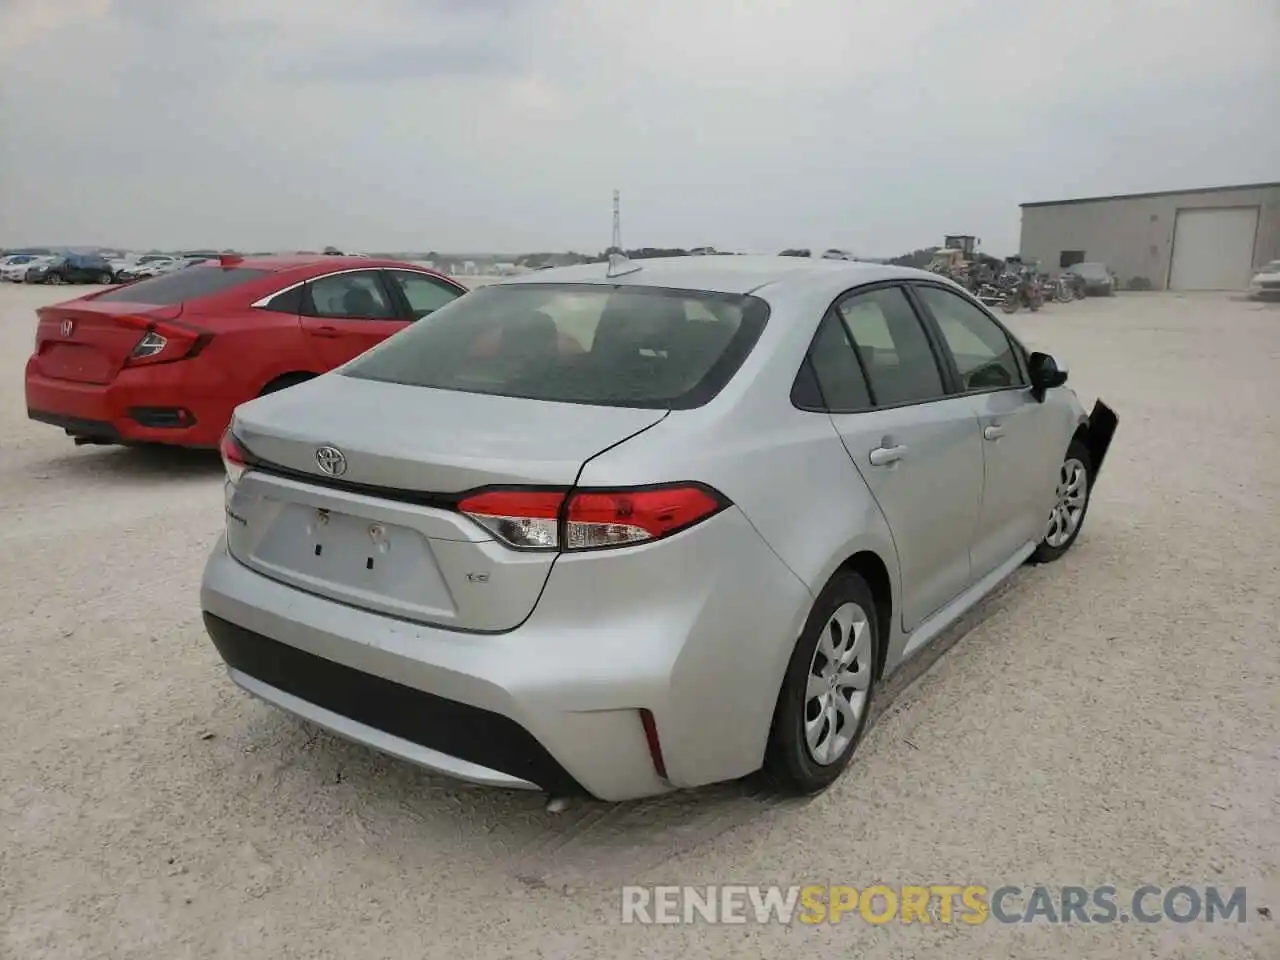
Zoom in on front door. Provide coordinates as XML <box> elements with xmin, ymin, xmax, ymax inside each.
<box><xmin>300</xmin><ymin>270</ymin><xmax>407</xmax><ymax>369</ymax></box>
<box><xmin>820</xmin><ymin>285</ymin><xmax>985</xmax><ymax>631</ymax></box>
<box><xmin>911</xmin><ymin>283</ymin><xmax>1059</xmax><ymax>580</ymax></box>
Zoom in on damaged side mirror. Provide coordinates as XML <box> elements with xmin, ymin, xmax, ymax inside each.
<box><xmin>1028</xmin><ymin>351</ymin><xmax>1068</xmax><ymax>401</ymax></box>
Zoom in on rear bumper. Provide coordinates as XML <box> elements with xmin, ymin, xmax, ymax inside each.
<box><xmin>204</xmin><ymin>612</ymin><xmax>581</xmax><ymax>793</ymax></box>
<box><xmin>200</xmin><ymin>505</ymin><xmax>814</xmax><ymax>801</ymax></box>
<box><xmin>24</xmin><ymin>360</ymin><xmax>233</xmax><ymax>447</ymax></box>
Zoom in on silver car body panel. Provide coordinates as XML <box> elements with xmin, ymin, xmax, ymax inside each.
<box><xmin>203</xmin><ymin>257</ymin><xmax>1096</xmax><ymax>800</ymax></box>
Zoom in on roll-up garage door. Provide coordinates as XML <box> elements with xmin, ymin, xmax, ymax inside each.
<box><xmin>1168</xmin><ymin>207</ymin><xmax>1259</xmax><ymax>290</ymax></box>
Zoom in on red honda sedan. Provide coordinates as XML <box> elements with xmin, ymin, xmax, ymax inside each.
<box><xmin>24</xmin><ymin>255</ymin><xmax>468</xmax><ymax>449</ymax></box>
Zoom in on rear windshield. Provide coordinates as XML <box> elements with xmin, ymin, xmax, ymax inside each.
<box><xmin>341</xmin><ymin>282</ymin><xmax>770</xmax><ymax>409</ymax></box>
<box><xmin>95</xmin><ymin>266</ymin><xmax>271</xmax><ymax>305</ymax></box>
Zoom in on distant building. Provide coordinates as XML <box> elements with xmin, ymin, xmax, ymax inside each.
<box><xmin>1019</xmin><ymin>181</ymin><xmax>1280</xmax><ymax>291</ymax></box>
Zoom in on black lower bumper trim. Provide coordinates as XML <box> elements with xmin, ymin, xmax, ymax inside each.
<box><xmin>127</xmin><ymin>406</ymin><xmax>195</xmax><ymax>428</ymax></box>
<box><xmin>202</xmin><ymin>612</ymin><xmax>587</xmax><ymax>796</ymax></box>
<box><xmin>28</xmin><ymin>409</ymin><xmax>122</xmax><ymax>442</ymax></box>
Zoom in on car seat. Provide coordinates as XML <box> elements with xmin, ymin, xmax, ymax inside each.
<box><xmin>341</xmin><ymin>286</ymin><xmax>380</xmax><ymax>317</ymax></box>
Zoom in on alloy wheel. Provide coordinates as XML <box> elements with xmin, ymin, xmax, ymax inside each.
<box><xmin>804</xmin><ymin>601</ymin><xmax>872</xmax><ymax>765</ymax></box>
<box><xmin>1045</xmin><ymin>457</ymin><xmax>1088</xmax><ymax>548</ymax></box>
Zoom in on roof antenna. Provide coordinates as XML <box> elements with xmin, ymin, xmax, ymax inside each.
<box><xmin>606</xmin><ymin>188</ymin><xmax>641</xmax><ymax>278</ymax></box>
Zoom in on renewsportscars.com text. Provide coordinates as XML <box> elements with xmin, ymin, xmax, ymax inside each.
<box><xmin>620</xmin><ymin>884</ymin><xmax>1249</xmax><ymax>925</ymax></box>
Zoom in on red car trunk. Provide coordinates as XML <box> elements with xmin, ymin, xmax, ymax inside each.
<box><xmin>33</xmin><ymin>302</ymin><xmax>184</xmax><ymax>385</ymax></box>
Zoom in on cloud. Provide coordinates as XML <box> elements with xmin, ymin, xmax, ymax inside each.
<box><xmin>1</xmin><ymin>0</ymin><xmax>1276</xmax><ymax>255</ymax></box>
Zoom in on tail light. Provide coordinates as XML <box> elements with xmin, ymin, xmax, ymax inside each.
<box><xmin>456</xmin><ymin>483</ymin><xmax>728</xmax><ymax>552</ymax></box>
<box><xmin>122</xmin><ymin>320</ymin><xmax>212</xmax><ymax>368</ymax></box>
<box><xmin>219</xmin><ymin>429</ymin><xmax>248</xmax><ymax>485</ymax></box>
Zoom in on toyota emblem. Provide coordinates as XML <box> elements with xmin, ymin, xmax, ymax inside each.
<box><xmin>60</xmin><ymin>319</ymin><xmax>74</xmax><ymax>337</ymax></box>
<box><xmin>315</xmin><ymin>445</ymin><xmax>347</xmax><ymax>477</ymax></box>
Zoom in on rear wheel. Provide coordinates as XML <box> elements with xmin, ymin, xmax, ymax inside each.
<box><xmin>1000</xmin><ymin>291</ymin><xmax>1019</xmax><ymax>313</ymax></box>
<box><xmin>1030</xmin><ymin>439</ymin><xmax>1092</xmax><ymax>563</ymax></box>
<box><xmin>98</xmin><ymin>272</ymin><xmax>113</xmax><ymax>284</ymax></box>
<box><xmin>258</xmin><ymin>372</ymin><xmax>315</xmax><ymax>396</ymax></box>
<box><xmin>765</xmin><ymin>571</ymin><xmax>880</xmax><ymax>793</ymax></box>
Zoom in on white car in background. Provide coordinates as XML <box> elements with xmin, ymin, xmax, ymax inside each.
<box><xmin>1249</xmin><ymin>260</ymin><xmax>1280</xmax><ymax>299</ymax></box>
<box><xmin>115</xmin><ymin>257</ymin><xmax>179</xmax><ymax>282</ymax></box>
<box><xmin>1</xmin><ymin>255</ymin><xmax>52</xmax><ymax>282</ymax></box>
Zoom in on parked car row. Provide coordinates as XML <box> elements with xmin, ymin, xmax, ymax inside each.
<box><xmin>1</xmin><ymin>253</ymin><xmax>115</xmax><ymax>285</ymax></box>
<box><xmin>0</xmin><ymin>252</ymin><xmax>225</xmax><ymax>285</ymax></box>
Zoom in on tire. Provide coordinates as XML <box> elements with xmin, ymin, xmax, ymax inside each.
<box><xmin>98</xmin><ymin>272</ymin><xmax>113</xmax><ymax>284</ymax></box>
<box><xmin>1000</xmin><ymin>294</ymin><xmax>1019</xmax><ymax>314</ymax></box>
<box><xmin>1030</xmin><ymin>438</ymin><xmax>1092</xmax><ymax>564</ymax></box>
<box><xmin>765</xmin><ymin>570</ymin><xmax>880</xmax><ymax>794</ymax></box>
<box><xmin>258</xmin><ymin>372</ymin><xmax>315</xmax><ymax>397</ymax></box>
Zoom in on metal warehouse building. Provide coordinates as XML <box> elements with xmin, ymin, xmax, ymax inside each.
<box><xmin>1018</xmin><ymin>181</ymin><xmax>1280</xmax><ymax>291</ymax></box>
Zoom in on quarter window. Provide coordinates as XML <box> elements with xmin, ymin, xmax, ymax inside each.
<box><xmin>386</xmin><ymin>270</ymin><xmax>464</xmax><ymax>320</ymax></box>
<box><xmin>306</xmin><ymin>271</ymin><xmax>396</xmax><ymax>320</ymax></box>
<box><xmin>793</xmin><ymin>311</ymin><xmax>872</xmax><ymax>411</ymax></box>
<box><xmin>836</xmin><ymin>286</ymin><xmax>945</xmax><ymax>406</ymax></box>
<box><xmin>914</xmin><ymin>285</ymin><xmax>1024</xmax><ymax>391</ymax></box>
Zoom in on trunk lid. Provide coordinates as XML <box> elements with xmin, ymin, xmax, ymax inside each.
<box><xmin>33</xmin><ymin>300</ymin><xmax>182</xmax><ymax>384</ymax></box>
<box><xmin>226</xmin><ymin>375</ymin><xmax>667</xmax><ymax>630</ymax></box>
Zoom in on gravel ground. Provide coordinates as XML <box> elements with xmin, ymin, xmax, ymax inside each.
<box><xmin>1</xmin><ymin>282</ymin><xmax>1277</xmax><ymax>959</ymax></box>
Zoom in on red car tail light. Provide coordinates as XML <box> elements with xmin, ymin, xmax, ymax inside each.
<box><xmin>123</xmin><ymin>321</ymin><xmax>212</xmax><ymax>368</ymax></box>
<box><xmin>456</xmin><ymin>484</ymin><xmax>728</xmax><ymax>552</ymax></box>
<box><xmin>219</xmin><ymin>429</ymin><xmax>248</xmax><ymax>485</ymax></box>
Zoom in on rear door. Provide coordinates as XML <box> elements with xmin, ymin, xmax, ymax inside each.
<box><xmin>815</xmin><ymin>284</ymin><xmax>985</xmax><ymax>631</ymax></box>
<box><xmin>299</xmin><ymin>269</ymin><xmax>407</xmax><ymax>368</ymax></box>
<box><xmin>911</xmin><ymin>283</ymin><xmax>1060</xmax><ymax>581</ymax></box>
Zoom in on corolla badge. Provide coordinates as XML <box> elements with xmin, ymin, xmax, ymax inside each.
<box><xmin>61</xmin><ymin>319</ymin><xmax>74</xmax><ymax>337</ymax></box>
<box><xmin>315</xmin><ymin>445</ymin><xmax>347</xmax><ymax>477</ymax></box>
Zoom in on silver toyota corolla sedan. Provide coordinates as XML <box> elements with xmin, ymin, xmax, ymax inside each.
<box><xmin>201</xmin><ymin>256</ymin><xmax>1117</xmax><ymax>802</ymax></box>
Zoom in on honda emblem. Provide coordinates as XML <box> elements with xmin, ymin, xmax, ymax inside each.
<box><xmin>60</xmin><ymin>319</ymin><xmax>74</xmax><ymax>337</ymax></box>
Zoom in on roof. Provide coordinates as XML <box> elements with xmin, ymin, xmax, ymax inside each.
<box><xmin>496</xmin><ymin>255</ymin><xmax>922</xmax><ymax>295</ymax></box>
<box><xmin>1021</xmin><ymin>181</ymin><xmax>1280</xmax><ymax>209</ymax></box>
<box><xmin>226</xmin><ymin>255</ymin><xmax>433</xmax><ymax>273</ymax></box>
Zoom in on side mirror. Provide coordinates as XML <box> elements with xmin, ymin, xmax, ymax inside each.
<box><xmin>1027</xmin><ymin>351</ymin><xmax>1068</xmax><ymax>401</ymax></box>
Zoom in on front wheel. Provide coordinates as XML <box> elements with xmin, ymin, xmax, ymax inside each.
<box><xmin>1000</xmin><ymin>292</ymin><xmax>1019</xmax><ymax>314</ymax></box>
<box><xmin>98</xmin><ymin>272</ymin><xmax>113</xmax><ymax>284</ymax></box>
<box><xmin>1030</xmin><ymin>439</ymin><xmax>1092</xmax><ymax>563</ymax></box>
<box><xmin>765</xmin><ymin>571</ymin><xmax>880</xmax><ymax>794</ymax></box>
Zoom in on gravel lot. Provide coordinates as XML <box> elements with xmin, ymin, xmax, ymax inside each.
<box><xmin>1</xmin><ymin>281</ymin><xmax>1277</xmax><ymax>959</ymax></box>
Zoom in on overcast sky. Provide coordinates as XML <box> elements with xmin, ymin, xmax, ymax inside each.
<box><xmin>1</xmin><ymin>0</ymin><xmax>1277</xmax><ymax>256</ymax></box>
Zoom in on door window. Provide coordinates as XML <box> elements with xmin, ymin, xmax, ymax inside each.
<box><xmin>836</xmin><ymin>286</ymin><xmax>945</xmax><ymax>406</ymax></box>
<box><xmin>306</xmin><ymin>271</ymin><xmax>396</xmax><ymax>319</ymax></box>
<box><xmin>387</xmin><ymin>270</ymin><xmax>464</xmax><ymax>320</ymax></box>
<box><xmin>792</xmin><ymin>311</ymin><xmax>872</xmax><ymax>411</ymax></box>
<box><xmin>914</xmin><ymin>285</ymin><xmax>1024</xmax><ymax>392</ymax></box>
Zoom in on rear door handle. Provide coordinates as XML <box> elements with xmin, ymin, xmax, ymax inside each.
<box><xmin>869</xmin><ymin>444</ymin><xmax>907</xmax><ymax>466</ymax></box>
<box><xmin>984</xmin><ymin>424</ymin><xmax>1006</xmax><ymax>441</ymax></box>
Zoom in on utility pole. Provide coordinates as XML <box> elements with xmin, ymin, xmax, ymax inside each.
<box><xmin>611</xmin><ymin>189</ymin><xmax>622</xmax><ymax>254</ymax></box>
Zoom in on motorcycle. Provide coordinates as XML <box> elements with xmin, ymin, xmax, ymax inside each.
<box><xmin>1061</xmin><ymin>271</ymin><xmax>1086</xmax><ymax>300</ymax></box>
<box><xmin>1049</xmin><ymin>275</ymin><xmax>1073</xmax><ymax>303</ymax></box>
<box><xmin>998</xmin><ymin>271</ymin><xmax>1043</xmax><ymax>314</ymax></box>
